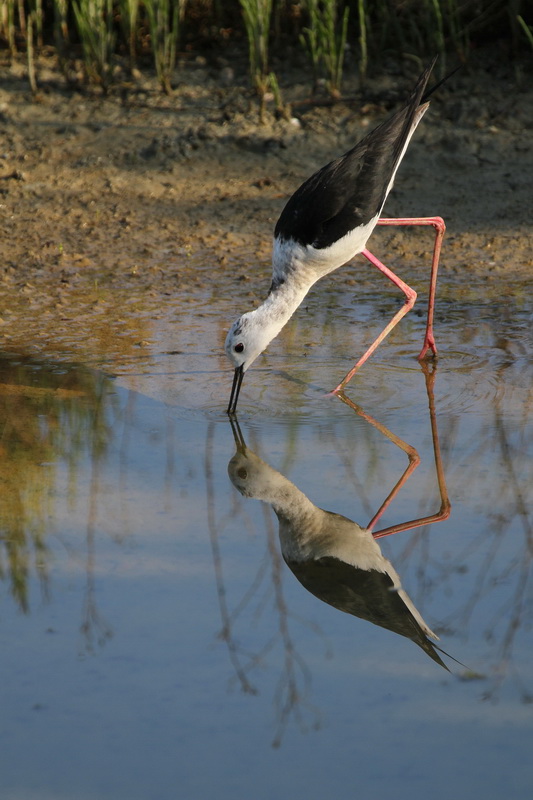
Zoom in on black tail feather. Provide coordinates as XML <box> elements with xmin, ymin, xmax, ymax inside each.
<box><xmin>422</xmin><ymin>60</ymin><xmax>462</xmax><ymax>102</ymax></box>
<box><xmin>432</xmin><ymin>641</ymin><xmax>470</xmax><ymax>671</ymax></box>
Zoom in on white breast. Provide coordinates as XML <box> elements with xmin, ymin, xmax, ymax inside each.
<box><xmin>272</xmin><ymin>212</ymin><xmax>380</xmax><ymax>285</ymax></box>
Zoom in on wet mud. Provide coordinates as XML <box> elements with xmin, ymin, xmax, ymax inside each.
<box><xmin>0</xmin><ymin>50</ymin><xmax>531</xmax><ymax>378</ymax></box>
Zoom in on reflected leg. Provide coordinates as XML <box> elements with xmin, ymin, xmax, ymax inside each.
<box><xmin>371</xmin><ymin>361</ymin><xmax>451</xmax><ymax>539</ymax></box>
<box><xmin>335</xmin><ymin>391</ymin><xmax>421</xmax><ymax>531</ymax></box>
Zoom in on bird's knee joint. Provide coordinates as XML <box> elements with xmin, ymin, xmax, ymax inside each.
<box><xmin>406</xmin><ymin>289</ymin><xmax>417</xmax><ymax>307</ymax></box>
<box><xmin>433</xmin><ymin>217</ymin><xmax>446</xmax><ymax>234</ymax></box>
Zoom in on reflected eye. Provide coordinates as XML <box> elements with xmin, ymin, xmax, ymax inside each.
<box><xmin>234</xmin><ymin>343</ymin><xmax>244</xmax><ymax>353</ymax></box>
<box><xmin>237</xmin><ymin>468</ymin><xmax>247</xmax><ymax>479</ymax></box>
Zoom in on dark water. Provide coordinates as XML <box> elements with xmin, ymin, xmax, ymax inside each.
<box><xmin>0</xmin><ymin>284</ymin><xmax>532</xmax><ymax>799</ymax></box>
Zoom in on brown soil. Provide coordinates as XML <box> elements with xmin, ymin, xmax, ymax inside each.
<box><xmin>0</xmin><ymin>50</ymin><xmax>531</xmax><ymax>369</ymax></box>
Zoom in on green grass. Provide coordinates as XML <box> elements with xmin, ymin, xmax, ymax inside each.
<box><xmin>144</xmin><ymin>0</ymin><xmax>183</xmax><ymax>93</ymax></box>
<box><xmin>0</xmin><ymin>0</ymin><xmax>528</xmax><ymax>99</ymax></box>
<box><xmin>300</xmin><ymin>0</ymin><xmax>349</xmax><ymax>97</ymax></box>
<box><xmin>517</xmin><ymin>14</ymin><xmax>533</xmax><ymax>48</ymax></box>
<box><xmin>119</xmin><ymin>0</ymin><xmax>140</xmax><ymax>68</ymax></box>
<box><xmin>239</xmin><ymin>0</ymin><xmax>274</xmax><ymax>118</ymax></box>
<box><xmin>71</xmin><ymin>0</ymin><xmax>115</xmax><ymax>88</ymax></box>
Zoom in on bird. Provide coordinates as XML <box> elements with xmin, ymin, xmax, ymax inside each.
<box><xmin>226</xmin><ymin>57</ymin><xmax>454</xmax><ymax>414</ymax></box>
<box><xmin>227</xmin><ymin>421</ymin><xmax>454</xmax><ymax>670</ymax></box>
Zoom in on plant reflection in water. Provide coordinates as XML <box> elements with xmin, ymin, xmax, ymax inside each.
<box><xmin>0</xmin><ymin>353</ymin><xmax>116</xmax><ymax>649</ymax></box>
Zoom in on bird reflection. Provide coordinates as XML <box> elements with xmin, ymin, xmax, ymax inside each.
<box><xmin>228</xmin><ymin>415</ymin><xmax>452</xmax><ymax>670</ymax></box>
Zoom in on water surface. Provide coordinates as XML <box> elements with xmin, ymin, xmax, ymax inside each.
<box><xmin>1</xmin><ymin>279</ymin><xmax>532</xmax><ymax>799</ymax></box>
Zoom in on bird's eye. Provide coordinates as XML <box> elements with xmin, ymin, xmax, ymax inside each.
<box><xmin>234</xmin><ymin>343</ymin><xmax>244</xmax><ymax>353</ymax></box>
<box><xmin>237</xmin><ymin>468</ymin><xmax>247</xmax><ymax>479</ymax></box>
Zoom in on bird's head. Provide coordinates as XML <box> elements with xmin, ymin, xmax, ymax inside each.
<box><xmin>225</xmin><ymin>311</ymin><xmax>275</xmax><ymax>413</ymax></box>
<box><xmin>228</xmin><ymin>445</ymin><xmax>285</xmax><ymax>503</ymax></box>
<box><xmin>224</xmin><ymin>311</ymin><xmax>271</xmax><ymax>372</ymax></box>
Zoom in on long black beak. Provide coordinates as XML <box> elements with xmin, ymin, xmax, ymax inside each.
<box><xmin>227</xmin><ymin>365</ymin><xmax>244</xmax><ymax>415</ymax></box>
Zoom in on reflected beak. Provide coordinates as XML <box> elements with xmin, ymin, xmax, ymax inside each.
<box><xmin>229</xmin><ymin>416</ymin><xmax>247</xmax><ymax>453</ymax></box>
<box><xmin>227</xmin><ymin>365</ymin><xmax>244</xmax><ymax>415</ymax></box>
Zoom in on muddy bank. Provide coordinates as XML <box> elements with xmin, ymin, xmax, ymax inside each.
<box><xmin>0</xmin><ymin>50</ymin><xmax>531</xmax><ymax>367</ymax></box>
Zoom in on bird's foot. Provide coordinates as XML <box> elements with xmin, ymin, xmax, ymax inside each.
<box><xmin>418</xmin><ymin>337</ymin><xmax>438</xmax><ymax>361</ymax></box>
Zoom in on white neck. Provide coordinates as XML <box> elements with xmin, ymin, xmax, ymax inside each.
<box><xmin>247</xmin><ymin>274</ymin><xmax>315</xmax><ymax>349</ymax></box>
<box><xmin>249</xmin><ymin>460</ymin><xmax>377</xmax><ymax>566</ymax></box>
<box><xmin>244</xmin><ymin>459</ymin><xmax>318</xmax><ymax>526</ymax></box>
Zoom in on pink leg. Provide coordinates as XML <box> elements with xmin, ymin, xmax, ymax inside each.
<box><xmin>331</xmin><ymin>216</ymin><xmax>445</xmax><ymax>393</ymax></box>
<box><xmin>377</xmin><ymin>216</ymin><xmax>446</xmax><ymax>360</ymax></box>
<box><xmin>334</xmin><ymin>361</ymin><xmax>451</xmax><ymax>540</ymax></box>
<box><xmin>331</xmin><ymin>247</ymin><xmax>417</xmax><ymax>393</ymax></box>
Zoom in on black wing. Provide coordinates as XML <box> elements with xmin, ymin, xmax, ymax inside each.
<box><xmin>286</xmin><ymin>554</ymin><xmax>448</xmax><ymax>670</ymax></box>
<box><xmin>274</xmin><ymin>57</ymin><xmax>437</xmax><ymax>250</ymax></box>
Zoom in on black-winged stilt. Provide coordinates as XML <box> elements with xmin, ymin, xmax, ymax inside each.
<box><xmin>228</xmin><ymin>420</ymin><xmax>453</xmax><ymax>669</ymax></box>
<box><xmin>226</xmin><ymin>57</ymin><xmax>453</xmax><ymax>414</ymax></box>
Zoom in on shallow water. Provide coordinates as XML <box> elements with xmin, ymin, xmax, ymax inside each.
<box><xmin>1</xmin><ymin>279</ymin><xmax>532</xmax><ymax>799</ymax></box>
